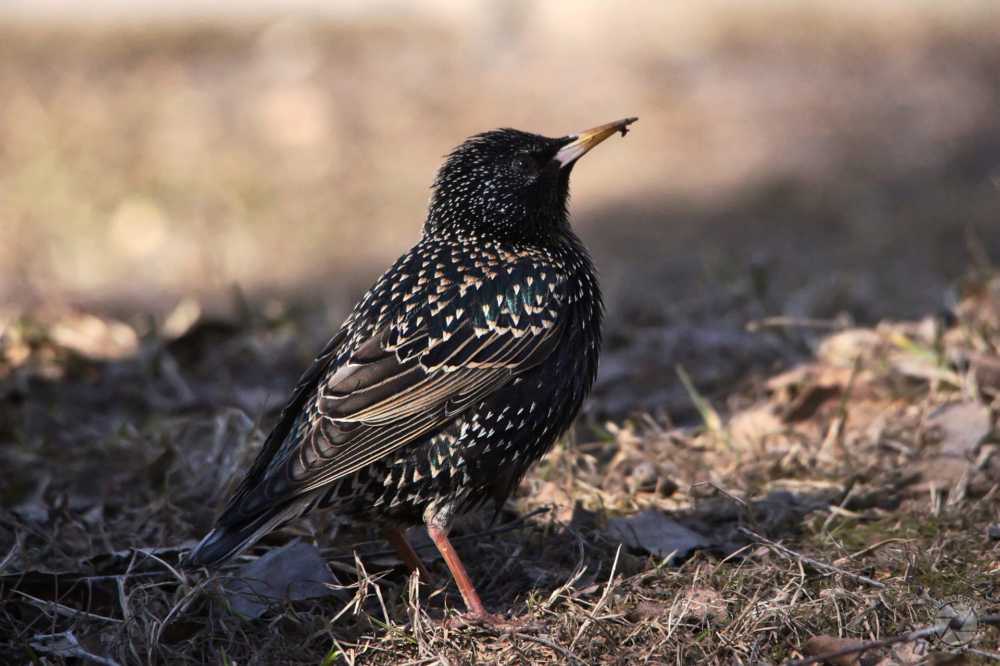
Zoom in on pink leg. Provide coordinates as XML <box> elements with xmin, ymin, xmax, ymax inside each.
<box><xmin>383</xmin><ymin>526</ymin><xmax>433</xmax><ymax>582</ymax></box>
<box><xmin>426</xmin><ymin>523</ymin><xmax>492</xmax><ymax>618</ymax></box>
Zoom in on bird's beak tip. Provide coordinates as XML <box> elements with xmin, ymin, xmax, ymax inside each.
<box><xmin>555</xmin><ymin>117</ymin><xmax>638</xmax><ymax>168</ymax></box>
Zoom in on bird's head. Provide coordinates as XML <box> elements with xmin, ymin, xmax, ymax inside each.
<box><xmin>425</xmin><ymin>118</ymin><xmax>637</xmax><ymax>243</ymax></box>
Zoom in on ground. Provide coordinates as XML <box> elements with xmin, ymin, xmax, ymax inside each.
<box><xmin>5</xmin><ymin>274</ymin><xmax>1000</xmax><ymax>664</ymax></box>
<box><xmin>1</xmin><ymin>7</ymin><xmax>1000</xmax><ymax>665</ymax></box>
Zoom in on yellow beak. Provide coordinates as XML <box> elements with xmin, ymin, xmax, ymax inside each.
<box><xmin>554</xmin><ymin>117</ymin><xmax>638</xmax><ymax>168</ymax></box>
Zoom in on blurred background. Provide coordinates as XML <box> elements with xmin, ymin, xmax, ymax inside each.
<box><xmin>1</xmin><ymin>0</ymin><xmax>999</xmax><ymax>338</ymax></box>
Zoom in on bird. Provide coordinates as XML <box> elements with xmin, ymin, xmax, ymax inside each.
<box><xmin>187</xmin><ymin>117</ymin><xmax>637</xmax><ymax>622</ymax></box>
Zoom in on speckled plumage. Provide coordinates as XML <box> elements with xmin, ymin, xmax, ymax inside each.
<box><xmin>189</xmin><ymin>120</ymin><xmax>636</xmax><ymax>614</ymax></box>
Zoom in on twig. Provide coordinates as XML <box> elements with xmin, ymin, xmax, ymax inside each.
<box><xmin>738</xmin><ymin>527</ymin><xmax>886</xmax><ymax>589</ymax></box>
<box><xmin>137</xmin><ymin>547</ymin><xmax>187</xmax><ymax>585</ymax></box>
<box><xmin>0</xmin><ymin>542</ymin><xmax>18</xmax><ymax>573</ymax></box>
<box><xmin>542</xmin><ymin>527</ymin><xmax>589</xmax><ymax>611</ymax></box>
<box><xmin>692</xmin><ymin>481</ymin><xmax>749</xmax><ymax>510</ymax></box>
<box><xmin>787</xmin><ymin>614</ymin><xmax>1000</xmax><ymax>666</ymax></box>
<box><xmin>13</xmin><ymin>590</ymin><xmax>123</xmax><ymax>624</ymax></box>
<box><xmin>746</xmin><ymin>316</ymin><xmax>849</xmax><ymax>332</ymax></box>
<box><xmin>787</xmin><ymin>624</ymin><xmax>945</xmax><ymax>665</ymax></box>
<box><xmin>570</xmin><ymin>544</ymin><xmax>621</xmax><ymax>649</ymax></box>
<box><xmin>152</xmin><ymin>577</ymin><xmax>213</xmax><ymax>646</ymax></box>
<box><xmin>513</xmin><ymin>632</ymin><xmax>587</xmax><ymax>666</ymax></box>
<box><xmin>969</xmin><ymin>647</ymin><xmax>1000</xmax><ymax>661</ymax></box>
<box><xmin>842</xmin><ymin>537</ymin><xmax>913</xmax><ymax>562</ymax></box>
<box><xmin>30</xmin><ymin>630</ymin><xmax>122</xmax><ymax>666</ymax></box>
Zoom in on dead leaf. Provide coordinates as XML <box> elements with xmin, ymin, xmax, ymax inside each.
<box><xmin>676</xmin><ymin>586</ymin><xmax>728</xmax><ymax>623</ymax></box>
<box><xmin>916</xmin><ymin>457</ymin><xmax>970</xmax><ymax>492</ymax></box>
<box><xmin>161</xmin><ymin>297</ymin><xmax>203</xmax><ymax>339</ymax></box>
<box><xmin>801</xmin><ymin>634</ymin><xmax>869</xmax><ymax>665</ymax></box>
<box><xmin>876</xmin><ymin>640</ymin><xmax>933</xmax><ymax>665</ymax></box>
<box><xmin>629</xmin><ymin>600</ymin><xmax>670</xmax><ymax>620</ymax></box>
<box><xmin>222</xmin><ymin>540</ymin><xmax>337</xmax><ymax>619</ymax></box>
<box><xmin>909</xmin><ymin>402</ymin><xmax>991</xmax><ymax>493</ymax></box>
<box><xmin>606</xmin><ymin>510</ymin><xmax>709</xmax><ymax>563</ymax></box>
<box><xmin>728</xmin><ymin>405</ymin><xmax>784</xmax><ymax>450</ymax></box>
<box><xmin>532</xmin><ymin>480</ymin><xmax>574</xmax><ymax>523</ymax></box>
<box><xmin>927</xmin><ymin>401</ymin><xmax>991</xmax><ymax>456</ymax></box>
<box><xmin>30</xmin><ymin>630</ymin><xmax>121</xmax><ymax>666</ymax></box>
<box><xmin>49</xmin><ymin>312</ymin><xmax>138</xmax><ymax>361</ymax></box>
<box><xmin>817</xmin><ymin>328</ymin><xmax>882</xmax><ymax>367</ymax></box>
<box><xmin>767</xmin><ymin>364</ymin><xmax>856</xmax><ymax>422</ymax></box>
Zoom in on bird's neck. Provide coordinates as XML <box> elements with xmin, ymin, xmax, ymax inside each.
<box><xmin>424</xmin><ymin>207</ymin><xmax>572</xmax><ymax>247</ymax></box>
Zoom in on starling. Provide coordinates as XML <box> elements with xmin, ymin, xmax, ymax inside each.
<box><xmin>188</xmin><ymin>117</ymin><xmax>637</xmax><ymax>621</ymax></box>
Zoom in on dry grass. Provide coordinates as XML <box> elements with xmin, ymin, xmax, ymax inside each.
<box><xmin>2</xmin><ymin>272</ymin><xmax>999</xmax><ymax>664</ymax></box>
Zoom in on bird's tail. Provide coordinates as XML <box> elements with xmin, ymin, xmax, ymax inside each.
<box><xmin>185</xmin><ymin>500</ymin><xmax>306</xmax><ymax>568</ymax></box>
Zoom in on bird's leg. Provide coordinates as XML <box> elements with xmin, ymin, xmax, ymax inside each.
<box><xmin>425</xmin><ymin>523</ymin><xmax>497</xmax><ymax>621</ymax></box>
<box><xmin>382</xmin><ymin>526</ymin><xmax>433</xmax><ymax>582</ymax></box>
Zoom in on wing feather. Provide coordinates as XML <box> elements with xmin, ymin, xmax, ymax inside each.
<box><xmin>222</xmin><ymin>253</ymin><xmax>566</xmax><ymax>521</ymax></box>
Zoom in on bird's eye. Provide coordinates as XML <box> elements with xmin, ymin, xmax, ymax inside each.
<box><xmin>510</xmin><ymin>155</ymin><xmax>537</xmax><ymax>176</ymax></box>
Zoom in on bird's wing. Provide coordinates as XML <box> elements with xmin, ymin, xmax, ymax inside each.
<box><xmin>220</xmin><ymin>258</ymin><xmax>567</xmax><ymax>522</ymax></box>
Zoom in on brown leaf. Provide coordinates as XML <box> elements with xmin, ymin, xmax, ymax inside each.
<box><xmin>817</xmin><ymin>328</ymin><xmax>883</xmax><ymax>367</ymax></box>
<box><xmin>915</xmin><ymin>401</ymin><xmax>992</xmax><ymax>492</ymax></box>
<box><xmin>606</xmin><ymin>510</ymin><xmax>710</xmax><ymax>563</ymax></box>
<box><xmin>915</xmin><ymin>457</ymin><xmax>970</xmax><ymax>491</ymax></box>
<box><xmin>532</xmin><ymin>480</ymin><xmax>574</xmax><ymax>523</ymax></box>
<box><xmin>801</xmin><ymin>635</ymin><xmax>869</xmax><ymax>665</ymax></box>
<box><xmin>728</xmin><ymin>404</ymin><xmax>784</xmax><ymax>451</ymax></box>
<box><xmin>767</xmin><ymin>365</ymin><xmax>856</xmax><ymax>422</ymax></box>
<box><xmin>50</xmin><ymin>312</ymin><xmax>138</xmax><ymax>361</ymax></box>
<box><xmin>223</xmin><ymin>540</ymin><xmax>337</xmax><ymax>619</ymax></box>
<box><xmin>631</xmin><ymin>600</ymin><xmax>670</xmax><ymax>620</ymax></box>
<box><xmin>875</xmin><ymin>640</ymin><xmax>932</xmax><ymax>665</ymax></box>
<box><xmin>677</xmin><ymin>586</ymin><xmax>728</xmax><ymax>623</ymax></box>
<box><xmin>927</xmin><ymin>401</ymin><xmax>991</xmax><ymax>456</ymax></box>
